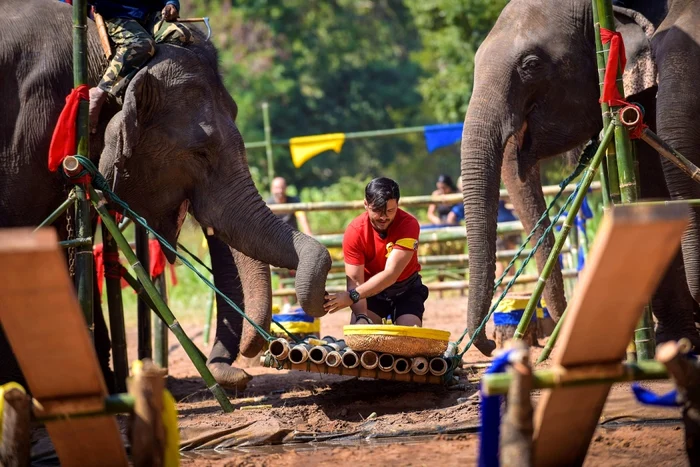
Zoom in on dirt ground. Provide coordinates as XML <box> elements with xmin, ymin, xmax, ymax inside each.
<box><xmin>69</xmin><ymin>296</ymin><xmax>682</xmax><ymax>466</ymax></box>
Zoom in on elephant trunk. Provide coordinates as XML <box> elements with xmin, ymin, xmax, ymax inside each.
<box><xmin>461</xmin><ymin>82</ymin><xmax>515</xmax><ymax>357</ymax></box>
<box><xmin>231</xmin><ymin>249</ymin><xmax>272</xmax><ymax>357</ymax></box>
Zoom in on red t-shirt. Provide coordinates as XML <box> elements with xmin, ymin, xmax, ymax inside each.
<box><xmin>343</xmin><ymin>208</ymin><xmax>421</xmax><ymax>282</ymax></box>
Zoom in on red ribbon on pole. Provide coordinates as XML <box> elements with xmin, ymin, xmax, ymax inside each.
<box><xmin>48</xmin><ymin>85</ymin><xmax>89</xmax><ymax>172</ymax></box>
<box><xmin>599</xmin><ymin>28</ymin><xmax>627</xmax><ymax>106</ymax></box>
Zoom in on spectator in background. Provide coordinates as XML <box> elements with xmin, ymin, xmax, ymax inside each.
<box><xmin>267</xmin><ymin>177</ymin><xmax>312</xmax><ymax>235</ymax></box>
<box><xmin>426</xmin><ymin>174</ymin><xmax>459</xmax><ymax>225</ymax></box>
<box><xmin>446</xmin><ymin>176</ymin><xmax>465</xmax><ymax>225</ymax></box>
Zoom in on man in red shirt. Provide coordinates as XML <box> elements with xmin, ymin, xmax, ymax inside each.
<box><xmin>324</xmin><ymin>178</ymin><xmax>429</xmax><ymax>326</ymax></box>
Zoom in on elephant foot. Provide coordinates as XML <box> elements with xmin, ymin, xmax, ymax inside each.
<box><xmin>656</xmin><ymin>324</ymin><xmax>700</xmax><ymax>351</ymax></box>
<box><xmin>472</xmin><ymin>334</ymin><xmax>497</xmax><ymax>357</ymax></box>
<box><xmin>207</xmin><ymin>362</ymin><xmax>252</xmax><ymax>391</ymax></box>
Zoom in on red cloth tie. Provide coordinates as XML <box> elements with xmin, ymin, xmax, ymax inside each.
<box><xmin>599</xmin><ymin>28</ymin><xmax>627</xmax><ymax>106</ymax></box>
<box><xmin>48</xmin><ymin>85</ymin><xmax>90</xmax><ymax>172</ymax></box>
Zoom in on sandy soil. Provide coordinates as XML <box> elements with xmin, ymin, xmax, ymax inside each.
<box><xmin>127</xmin><ymin>296</ymin><xmax>690</xmax><ymax>466</ymax></box>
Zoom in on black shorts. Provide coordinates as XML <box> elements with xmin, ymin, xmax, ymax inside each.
<box><xmin>366</xmin><ymin>273</ymin><xmax>429</xmax><ymax>322</ymax></box>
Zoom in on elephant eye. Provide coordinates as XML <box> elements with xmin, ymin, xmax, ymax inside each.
<box><xmin>521</xmin><ymin>55</ymin><xmax>542</xmax><ymax>71</ymax></box>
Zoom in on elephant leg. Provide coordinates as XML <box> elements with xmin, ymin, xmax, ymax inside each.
<box><xmin>205</xmin><ymin>232</ymin><xmax>252</xmax><ymax>390</ymax></box>
<box><xmin>93</xmin><ymin>272</ymin><xmax>116</xmax><ymax>394</ymax></box>
<box><xmin>501</xmin><ymin>147</ymin><xmax>566</xmax><ymax>321</ymax></box>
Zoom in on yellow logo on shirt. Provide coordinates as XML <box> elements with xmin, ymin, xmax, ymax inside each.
<box><xmin>385</xmin><ymin>238</ymin><xmax>418</xmax><ymax>257</ymax></box>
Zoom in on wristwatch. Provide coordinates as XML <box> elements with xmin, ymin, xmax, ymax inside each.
<box><xmin>349</xmin><ymin>288</ymin><xmax>361</xmax><ymax>304</ymax></box>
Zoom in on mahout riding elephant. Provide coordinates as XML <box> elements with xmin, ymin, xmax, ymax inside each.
<box><xmin>460</xmin><ymin>0</ymin><xmax>700</xmax><ymax>355</ymax></box>
<box><xmin>0</xmin><ymin>0</ymin><xmax>331</xmax><ymax>389</ymax></box>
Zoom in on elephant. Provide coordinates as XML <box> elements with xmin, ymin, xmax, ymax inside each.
<box><xmin>461</xmin><ymin>0</ymin><xmax>700</xmax><ymax>356</ymax></box>
<box><xmin>0</xmin><ymin>0</ymin><xmax>332</xmax><ymax>390</ymax></box>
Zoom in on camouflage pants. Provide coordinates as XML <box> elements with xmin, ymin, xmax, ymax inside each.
<box><xmin>98</xmin><ymin>13</ymin><xmax>193</xmax><ymax>96</ymax></box>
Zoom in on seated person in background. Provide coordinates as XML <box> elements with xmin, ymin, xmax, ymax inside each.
<box><xmin>324</xmin><ymin>177</ymin><xmax>429</xmax><ymax>327</ymax></box>
<box><xmin>267</xmin><ymin>176</ymin><xmax>312</xmax><ymax>235</ymax></box>
<box><xmin>446</xmin><ymin>176</ymin><xmax>465</xmax><ymax>225</ymax></box>
<box><xmin>426</xmin><ymin>174</ymin><xmax>459</xmax><ymax>225</ymax></box>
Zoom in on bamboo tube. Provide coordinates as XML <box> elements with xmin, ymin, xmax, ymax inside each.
<box><xmin>269</xmin><ymin>338</ymin><xmax>291</xmax><ymax>360</ymax></box>
<box><xmin>342</xmin><ymin>349</ymin><xmax>360</xmax><ymax>369</ymax></box>
<box><xmin>393</xmin><ymin>358</ymin><xmax>411</xmax><ymax>375</ymax></box>
<box><xmin>412</xmin><ymin>357</ymin><xmax>429</xmax><ymax>376</ymax></box>
<box><xmin>93</xmin><ymin>12</ymin><xmax>112</xmax><ymax>58</ymax></box>
<box><xmin>378</xmin><ymin>354</ymin><xmax>395</xmax><ymax>372</ymax></box>
<box><xmin>514</xmin><ymin>123</ymin><xmax>614</xmax><ymax>340</ymax></box>
<box><xmin>326</xmin><ymin>350</ymin><xmax>343</xmax><ymax>367</ymax></box>
<box><xmin>429</xmin><ymin>357</ymin><xmax>449</xmax><ymax>377</ymax></box>
<box><xmin>482</xmin><ymin>360</ymin><xmax>668</xmax><ymax>396</ymax></box>
<box><xmin>310</xmin><ymin>341</ymin><xmax>347</xmax><ymax>364</ymax></box>
<box><xmin>129</xmin><ymin>360</ymin><xmax>166</xmax><ymax>467</ymax></box>
<box><xmin>289</xmin><ymin>343</ymin><xmax>313</xmax><ymax>364</ymax></box>
<box><xmin>267</xmin><ymin>359</ymin><xmax>444</xmax><ymax>385</ymax></box>
<box><xmin>360</xmin><ymin>351</ymin><xmax>379</xmax><ymax>370</ymax></box>
<box><xmin>35</xmin><ymin>192</ymin><xmax>77</xmax><ymax>230</ymax></box>
<box><xmin>73</xmin><ymin>185</ymin><xmax>94</xmax><ymax>340</ymax></box>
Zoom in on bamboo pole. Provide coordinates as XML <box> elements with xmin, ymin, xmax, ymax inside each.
<box><xmin>481</xmin><ymin>360</ymin><xmax>668</xmax><ymax>396</ymax></box>
<box><xmin>269</xmin><ymin>338</ymin><xmax>291</xmax><ymax>360</ymax></box>
<box><xmin>0</xmin><ymin>388</ymin><xmax>31</xmax><ymax>467</ymax></box>
<box><xmin>203</xmin><ymin>287</ymin><xmax>215</xmax><ymax>345</ymax></box>
<box><xmin>74</xmin><ymin>186</ymin><xmax>94</xmax><ymax>340</ymax></box>
<box><xmin>592</xmin><ymin>0</ymin><xmax>621</xmax><ymax>206</ymax></box>
<box><xmin>393</xmin><ymin>358</ymin><xmax>411</xmax><ymax>375</ymax></box>
<box><xmin>135</xmin><ymin>225</ymin><xmax>152</xmax><ymax>360</ymax></box>
<box><xmin>90</xmin><ymin>188</ymin><xmax>233</xmax><ymax>412</ymax></box>
<box><xmin>267</xmin><ymin>358</ymin><xmax>444</xmax><ymax>385</ymax></box>
<box><xmin>102</xmin><ymin>220</ymin><xmax>128</xmax><ymax>393</ymax></box>
<box><xmin>360</xmin><ymin>351</ymin><xmax>379</xmax><ymax>370</ymax></box>
<box><xmin>500</xmin><ymin>343</ymin><xmax>533</xmax><ymax>467</ymax></box>
<box><xmin>535</xmin><ymin>307</ymin><xmax>569</xmax><ymax>365</ymax></box>
<box><xmin>154</xmin><ymin>272</ymin><xmax>169</xmax><ymax>370</ymax></box>
<box><xmin>129</xmin><ymin>360</ymin><xmax>166</xmax><ymax>467</ymax></box>
<box><xmin>35</xmin><ymin>393</ymin><xmax>136</xmax><ymax>423</ymax></box>
<box><xmin>513</xmin><ymin>123</ymin><xmax>614</xmax><ymax>340</ymax></box>
<box><xmin>35</xmin><ymin>192</ymin><xmax>76</xmax><ymax>230</ymax></box>
<box><xmin>429</xmin><ymin>357</ymin><xmax>449</xmax><ymax>377</ymax></box>
<box><xmin>412</xmin><ymin>357</ymin><xmax>429</xmax><ymax>376</ymax></box>
<box><xmin>267</xmin><ymin>183</ymin><xmax>601</xmax><ymax>214</ymax></box>
<box><xmin>289</xmin><ymin>343</ymin><xmax>313</xmax><ymax>364</ymax></box>
<box><xmin>638</xmin><ymin>128</ymin><xmax>700</xmax><ymax>184</ymax></box>
<box><xmin>58</xmin><ymin>237</ymin><xmax>93</xmax><ymax>248</ymax></box>
<box><xmin>342</xmin><ymin>349</ymin><xmax>360</xmax><ymax>369</ymax></box>
<box><xmin>262</xmin><ymin>102</ymin><xmax>275</xmax><ymax>184</ymax></box>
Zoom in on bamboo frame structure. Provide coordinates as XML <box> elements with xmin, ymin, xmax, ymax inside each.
<box><xmin>135</xmin><ymin>225</ymin><xmax>152</xmax><ymax>360</ymax></box>
<box><xmin>481</xmin><ymin>360</ymin><xmax>668</xmax><ymax>396</ymax></box>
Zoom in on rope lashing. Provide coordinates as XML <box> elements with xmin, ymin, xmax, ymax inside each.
<box><xmin>452</xmin><ymin>140</ymin><xmax>598</xmax><ymax>355</ymax></box>
<box><xmin>65</xmin><ymin>156</ymin><xmax>285</xmax><ymax>343</ymax></box>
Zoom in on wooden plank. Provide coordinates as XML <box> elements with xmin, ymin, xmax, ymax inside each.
<box><xmin>0</xmin><ymin>228</ymin><xmax>128</xmax><ymax>466</ymax></box>
<box><xmin>533</xmin><ymin>204</ymin><xmax>689</xmax><ymax>466</ymax></box>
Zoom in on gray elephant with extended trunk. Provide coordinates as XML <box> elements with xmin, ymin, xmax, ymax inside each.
<box><xmin>462</xmin><ymin>0</ymin><xmax>700</xmax><ymax>355</ymax></box>
<box><xmin>0</xmin><ymin>0</ymin><xmax>331</xmax><ymax>389</ymax></box>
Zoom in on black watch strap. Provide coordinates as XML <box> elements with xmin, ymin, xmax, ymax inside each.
<box><xmin>349</xmin><ymin>288</ymin><xmax>361</xmax><ymax>303</ymax></box>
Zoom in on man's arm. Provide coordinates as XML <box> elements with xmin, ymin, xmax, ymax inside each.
<box><xmin>355</xmin><ymin>248</ymin><xmax>413</xmax><ymax>299</ymax></box>
<box><xmin>345</xmin><ymin>264</ymin><xmax>368</xmax><ymax>316</ymax></box>
<box><xmin>295</xmin><ymin>211</ymin><xmax>313</xmax><ymax>235</ymax></box>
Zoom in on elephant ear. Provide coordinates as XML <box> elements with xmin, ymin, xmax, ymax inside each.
<box><xmin>613</xmin><ymin>6</ymin><xmax>658</xmax><ymax>97</ymax></box>
<box><xmin>115</xmin><ymin>68</ymin><xmax>160</xmax><ymax>169</ymax></box>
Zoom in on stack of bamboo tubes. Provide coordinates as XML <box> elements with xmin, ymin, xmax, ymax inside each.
<box><xmin>261</xmin><ymin>336</ymin><xmax>454</xmax><ymax>385</ymax></box>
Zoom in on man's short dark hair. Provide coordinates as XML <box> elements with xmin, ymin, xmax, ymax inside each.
<box><xmin>365</xmin><ymin>177</ymin><xmax>400</xmax><ymax>212</ymax></box>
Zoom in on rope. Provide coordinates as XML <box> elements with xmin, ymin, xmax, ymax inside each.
<box><xmin>176</xmin><ymin>238</ymin><xmax>303</xmax><ymax>344</ymax></box>
<box><xmin>68</xmin><ymin>156</ymin><xmax>284</xmax><ymax>343</ymax></box>
<box><xmin>452</xmin><ymin>140</ymin><xmax>598</xmax><ymax>358</ymax></box>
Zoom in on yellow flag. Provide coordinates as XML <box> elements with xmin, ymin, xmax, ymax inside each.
<box><xmin>289</xmin><ymin>133</ymin><xmax>346</xmax><ymax>168</ymax></box>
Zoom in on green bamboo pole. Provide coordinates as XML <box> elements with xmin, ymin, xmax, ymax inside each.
<box><xmin>513</xmin><ymin>123</ymin><xmax>615</xmax><ymax>340</ymax></box>
<box><xmin>639</xmin><ymin>128</ymin><xmax>700</xmax><ymax>183</ymax></box>
<box><xmin>203</xmin><ymin>287</ymin><xmax>215</xmax><ymax>345</ymax></box>
<box><xmin>121</xmin><ymin>269</ymin><xmax>158</xmax><ymax>311</ymax></box>
<box><xmin>536</xmin><ymin>307</ymin><xmax>568</xmax><ymax>364</ymax></box>
<box><xmin>36</xmin><ymin>393</ymin><xmax>136</xmax><ymax>423</ymax></box>
<box><xmin>154</xmin><ymin>272</ymin><xmax>169</xmax><ymax>370</ymax></box>
<box><xmin>74</xmin><ymin>186</ymin><xmax>94</xmax><ymax>339</ymax></box>
<box><xmin>135</xmin><ymin>225</ymin><xmax>152</xmax><ymax>360</ymax></box>
<box><xmin>35</xmin><ymin>192</ymin><xmax>77</xmax><ymax>230</ymax></box>
<box><xmin>58</xmin><ymin>237</ymin><xmax>93</xmax><ymax>248</ymax></box>
<box><xmin>263</xmin><ymin>102</ymin><xmax>274</xmax><ymax>184</ymax></box>
<box><xmin>102</xmin><ymin>221</ymin><xmax>128</xmax><ymax>393</ymax></box>
<box><xmin>268</xmin><ymin>183</ymin><xmax>601</xmax><ymax>214</ymax></box>
<box><xmin>90</xmin><ymin>188</ymin><xmax>233</xmax><ymax>412</ymax></box>
<box><xmin>482</xmin><ymin>360</ymin><xmax>668</xmax><ymax>396</ymax></box>
<box><xmin>592</xmin><ymin>0</ymin><xmax>621</xmax><ymax>206</ymax></box>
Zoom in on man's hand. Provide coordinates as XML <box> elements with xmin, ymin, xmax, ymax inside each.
<box><xmin>324</xmin><ymin>292</ymin><xmax>353</xmax><ymax>314</ymax></box>
<box><xmin>162</xmin><ymin>4</ymin><xmax>178</xmax><ymax>21</ymax></box>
